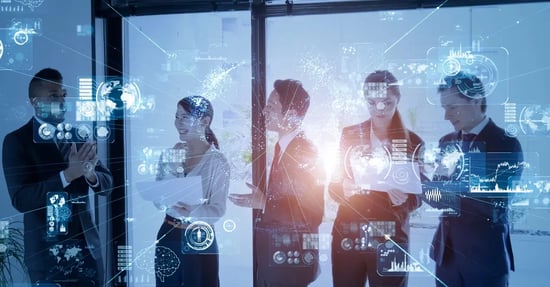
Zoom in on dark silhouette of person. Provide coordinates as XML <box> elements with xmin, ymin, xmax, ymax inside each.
<box><xmin>329</xmin><ymin>70</ymin><xmax>424</xmax><ymax>287</ymax></box>
<box><xmin>230</xmin><ymin>79</ymin><xmax>325</xmax><ymax>287</ymax></box>
<box><xmin>2</xmin><ymin>67</ymin><xmax>112</xmax><ymax>286</ymax></box>
<box><xmin>154</xmin><ymin>95</ymin><xmax>230</xmax><ymax>287</ymax></box>
<box><xmin>426</xmin><ymin>71</ymin><xmax>523</xmax><ymax>287</ymax></box>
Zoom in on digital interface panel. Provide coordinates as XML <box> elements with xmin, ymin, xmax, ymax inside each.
<box><xmin>1</xmin><ymin>1</ymin><xmax>550</xmax><ymax>287</ymax></box>
<box><xmin>268</xmin><ymin>228</ymin><xmax>320</xmax><ymax>267</ymax></box>
<box><xmin>46</xmin><ymin>191</ymin><xmax>71</xmax><ymax>238</ymax></box>
<box><xmin>377</xmin><ymin>241</ymin><xmax>425</xmax><ymax>276</ymax></box>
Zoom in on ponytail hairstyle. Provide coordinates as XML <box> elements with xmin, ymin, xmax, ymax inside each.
<box><xmin>177</xmin><ymin>95</ymin><xmax>220</xmax><ymax>149</ymax></box>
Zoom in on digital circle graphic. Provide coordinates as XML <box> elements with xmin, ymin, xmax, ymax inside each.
<box><xmin>96</xmin><ymin>79</ymin><xmax>142</xmax><ymax>118</ymax></box>
<box><xmin>505</xmin><ymin>124</ymin><xmax>519</xmax><ymax>137</ymax></box>
<box><xmin>392</xmin><ymin>166</ymin><xmax>410</xmax><ymax>185</ymax></box>
<box><xmin>184</xmin><ymin>221</ymin><xmax>215</xmax><ymax>251</ymax></box>
<box><xmin>272</xmin><ymin>251</ymin><xmax>286</xmax><ymax>264</ymax></box>
<box><xmin>519</xmin><ymin>105</ymin><xmax>550</xmax><ymax>136</ymax></box>
<box><xmin>38</xmin><ymin>123</ymin><xmax>55</xmax><ymax>140</ymax></box>
<box><xmin>76</xmin><ymin>124</ymin><xmax>92</xmax><ymax>141</ymax></box>
<box><xmin>344</xmin><ymin>144</ymin><xmax>392</xmax><ymax>188</ymax></box>
<box><xmin>441</xmin><ymin>57</ymin><xmax>461</xmax><ymax>76</ymax></box>
<box><xmin>13</xmin><ymin>30</ymin><xmax>29</xmax><ymax>46</ymax></box>
<box><xmin>95</xmin><ymin>125</ymin><xmax>111</xmax><ymax>140</ymax></box>
<box><xmin>223</xmin><ymin>219</ymin><xmax>236</xmax><ymax>232</ymax></box>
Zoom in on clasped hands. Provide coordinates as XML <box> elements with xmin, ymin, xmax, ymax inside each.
<box><xmin>63</xmin><ymin>141</ymin><xmax>98</xmax><ymax>184</ymax></box>
<box><xmin>343</xmin><ymin>178</ymin><xmax>408</xmax><ymax>206</ymax></box>
<box><xmin>228</xmin><ymin>182</ymin><xmax>266</xmax><ymax>210</ymax></box>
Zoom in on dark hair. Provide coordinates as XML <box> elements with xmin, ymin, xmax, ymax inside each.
<box><xmin>28</xmin><ymin>68</ymin><xmax>63</xmax><ymax>98</ymax></box>
<box><xmin>363</xmin><ymin>70</ymin><xmax>401</xmax><ymax>99</ymax></box>
<box><xmin>177</xmin><ymin>95</ymin><xmax>219</xmax><ymax>149</ymax></box>
<box><xmin>437</xmin><ymin>71</ymin><xmax>487</xmax><ymax>113</ymax></box>
<box><xmin>273</xmin><ymin>79</ymin><xmax>310</xmax><ymax>117</ymax></box>
<box><xmin>364</xmin><ymin>70</ymin><xmax>414</xmax><ymax>155</ymax></box>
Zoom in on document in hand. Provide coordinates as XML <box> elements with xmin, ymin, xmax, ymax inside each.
<box><xmin>136</xmin><ymin>176</ymin><xmax>204</xmax><ymax>206</ymax></box>
<box><xmin>353</xmin><ymin>162</ymin><xmax>423</xmax><ymax>194</ymax></box>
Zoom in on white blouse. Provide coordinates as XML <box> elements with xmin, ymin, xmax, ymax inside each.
<box><xmin>163</xmin><ymin>145</ymin><xmax>231</xmax><ymax>225</ymax></box>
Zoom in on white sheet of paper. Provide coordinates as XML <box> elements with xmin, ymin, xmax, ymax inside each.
<box><xmin>353</xmin><ymin>163</ymin><xmax>423</xmax><ymax>194</ymax></box>
<box><xmin>136</xmin><ymin>176</ymin><xmax>204</xmax><ymax>206</ymax></box>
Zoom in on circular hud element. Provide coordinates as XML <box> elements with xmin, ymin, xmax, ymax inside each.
<box><xmin>38</xmin><ymin>123</ymin><xmax>55</xmax><ymax>140</ymax></box>
<box><xmin>184</xmin><ymin>221</ymin><xmax>215</xmax><ymax>251</ymax></box>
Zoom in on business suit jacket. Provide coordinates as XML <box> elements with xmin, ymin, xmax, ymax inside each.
<box><xmin>329</xmin><ymin>119</ymin><xmax>423</xmax><ymax>244</ymax></box>
<box><xmin>260</xmin><ymin>131</ymin><xmax>324</xmax><ymax>229</ymax></box>
<box><xmin>2</xmin><ymin>118</ymin><xmax>112</xmax><ymax>278</ymax></box>
<box><xmin>429</xmin><ymin>118</ymin><xmax>523</xmax><ymax>275</ymax></box>
<box><xmin>256</xmin><ymin>131</ymin><xmax>325</xmax><ymax>285</ymax></box>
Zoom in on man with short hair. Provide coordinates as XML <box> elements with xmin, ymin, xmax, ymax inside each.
<box><xmin>2</xmin><ymin>68</ymin><xmax>112</xmax><ymax>286</ymax></box>
<box><xmin>230</xmin><ymin>79</ymin><xmax>325</xmax><ymax>287</ymax></box>
<box><xmin>428</xmin><ymin>71</ymin><xmax>523</xmax><ymax>287</ymax></box>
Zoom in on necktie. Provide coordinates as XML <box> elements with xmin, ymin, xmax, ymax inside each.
<box><xmin>461</xmin><ymin>133</ymin><xmax>476</xmax><ymax>153</ymax></box>
<box><xmin>273</xmin><ymin>142</ymin><xmax>281</xmax><ymax>166</ymax></box>
<box><xmin>267</xmin><ymin>143</ymin><xmax>282</xmax><ymax>190</ymax></box>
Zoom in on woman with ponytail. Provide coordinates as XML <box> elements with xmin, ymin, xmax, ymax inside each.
<box><xmin>154</xmin><ymin>95</ymin><xmax>230</xmax><ymax>287</ymax></box>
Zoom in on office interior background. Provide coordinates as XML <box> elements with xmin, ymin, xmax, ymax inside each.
<box><xmin>1</xmin><ymin>0</ymin><xmax>550</xmax><ymax>286</ymax></box>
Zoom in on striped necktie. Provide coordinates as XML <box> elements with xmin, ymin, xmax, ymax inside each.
<box><xmin>268</xmin><ymin>143</ymin><xmax>282</xmax><ymax>187</ymax></box>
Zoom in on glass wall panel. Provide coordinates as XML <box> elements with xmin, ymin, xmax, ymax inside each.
<box><xmin>0</xmin><ymin>1</ymin><xmax>96</xmax><ymax>286</ymax></box>
<box><xmin>123</xmin><ymin>11</ymin><xmax>253</xmax><ymax>287</ymax></box>
<box><xmin>266</xmin><ymin>3</ymin><xmax>550</xmax><ymax>286</ymax></box>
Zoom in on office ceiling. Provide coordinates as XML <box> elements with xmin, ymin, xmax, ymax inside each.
<box><xmin>96</xmin><ymin>0</ymin><xmax>550</xmax><ymax>17</ymax></box>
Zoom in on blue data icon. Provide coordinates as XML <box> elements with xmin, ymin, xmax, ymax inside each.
<box><xmin>46</xmin><ymin>192</ymin><xmax>71</xmax><ymax>238</ymax></box>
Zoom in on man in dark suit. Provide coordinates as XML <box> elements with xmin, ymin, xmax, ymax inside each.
<box><xmin>229</xmin><ymin>79</ymin><xmax>325</xmax><ymax>287</ymax></box>
<box><xmin>2</xmin><ymin>68</ymin><xmax>112</xmax><ymax>286</ymax></box>
<box><xmin>427</xmin><ymin>71</ymin><xmax>523</xmax><ymax>287</ymax></box>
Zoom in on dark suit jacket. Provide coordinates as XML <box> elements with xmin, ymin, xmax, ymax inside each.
<box><xmin>2</xmin><ymin>118</ymin><xmax>112</xmax><ymax>274</ymax></box>
<box><xmin>260</xmin><ymin>132</ymin><xmax>324</xmax><ymax>230</ymax></box>
<box><xmin>329</xmin><ymin>119</ymin><xmax>424</xmax><ymax>244</ymax></box>
<box><xmin>428</xmin><ymin>118</ymin><xmax>523</xmax><ymax>275</ymax></box>
<box><xmin>255</xmin><ymin>131</ymin><xmax>325</xmax><ymax>285</ymax></box>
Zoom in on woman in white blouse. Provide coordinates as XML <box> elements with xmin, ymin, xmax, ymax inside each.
<box><xmin>155</xmin><ymin>95</ymin><xmax>230</xmax><ymax>287</ymax></box>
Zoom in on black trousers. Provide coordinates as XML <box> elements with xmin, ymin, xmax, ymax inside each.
<box><xmin>435</xmin><ymin>247</ymin><xmax>509</xmax><ymax>287</ymax></box>
<box><xmin>331</xmin><ymin>234</ymin><xmax>408</xmax><ymax>287</ymax></box>
<box><xmin>254</xmin><ymin>227</ymin><xmax>318</xmax><ymax>287</ymax></box>
<box><xmin>155</xmin><ymin>219</ymin><xmax>219</xmax><ymax>287</ymax></box>
<box><xmin>331</xmin><ymin>248</ymin><xmax>408</xmax><ymax>287</ymax></box>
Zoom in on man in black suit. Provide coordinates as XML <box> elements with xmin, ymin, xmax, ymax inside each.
<box><xmin>2</xmin><ymin>68</ymin><xmax>112</xmax><ymax>286</ymax></box>
<box><xmin>427</xmin><ymin>71</ymin><xmax>523</xmax><ymax>287</ymax></box>
<box><xmin>229</xmin><ymin>79</ymin><xmax>325</xmax><ymax>287</ymax></box>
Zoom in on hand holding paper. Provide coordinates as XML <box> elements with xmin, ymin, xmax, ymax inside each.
<box><xmin>387</xmin><ymin>188</ymin><xmax>408</xmax><ymax>206</ymax></box>
<box><xmin>351</xmin><ymin>163</ymin><xmax>423</xmax><ymax>195</ymax></box>
<box><xmin>137</xmin><ymin>176</ymin><xmax>204</xmax><ymax>208</ymax></box>
<box><xmin>172</xmin><ymin>201</ymin><xmax>197</xmax><ymax>217</ymax></box>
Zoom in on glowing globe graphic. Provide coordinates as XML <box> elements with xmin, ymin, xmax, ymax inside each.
<box><xmin>519</xmin><ymin>105</ymin><xmax>550</xmax><ymax>135</ymax></box>
<box><xmin>96</xmin><ymin>79</ymin><xmax>141</xmax><ymax>118</ymax></box>
<box><xmin>345</xmin><ymin>145</ymin><xmax>391</xmax><ymax>189</ymax></box>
